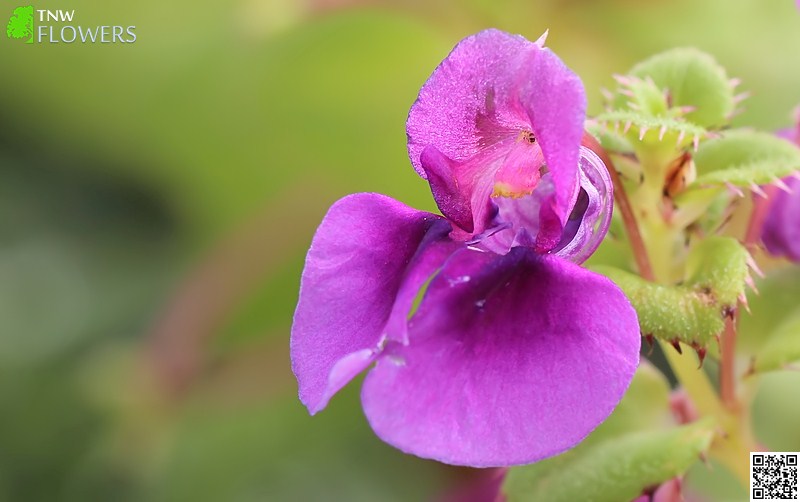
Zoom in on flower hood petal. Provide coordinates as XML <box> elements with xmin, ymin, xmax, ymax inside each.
<box><xmin>407</xmin><ymin>29</ymin><xmax>587</xmax><ymax>232</ymax></box>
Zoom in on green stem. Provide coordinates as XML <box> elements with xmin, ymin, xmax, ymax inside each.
<box><xmin>590</xmin><ymin>137</ymin><xmax>755</xmax><ymax>487</ymax></box>
<box><xmin>654</xmin><ymin>273</ymin><xmax>752</xmax><ymax>489</ymax></box>
<box><xmin>719</xmin><ymin>315</ymin><xmax>739</xmax><ymax>410</ymax></box>
<box><xmin>582</xmin><ymin>133</ymin><xmax>654</xmax><ymax>281</ymax></box>
<box><xmin>625</xmin><ymin>146</ymin><xmax>754</xmax><ymax>489</ymax></box>
<box><xmin>659</xmin><ymin>340</ymin><xmax>724</xmax><ymax>418</ymax></box>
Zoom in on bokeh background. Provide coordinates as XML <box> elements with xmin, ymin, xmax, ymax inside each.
<box><xmin>1</xmin><ymin>0</ymin><xmax>800</xmax><ymax>500</ymax></box>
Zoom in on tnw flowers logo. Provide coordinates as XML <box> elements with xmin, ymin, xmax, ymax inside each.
<box><xmin>5</xmin><ymin>5</ymin><xmax>136</xmax><ymax>44</ymax></box>
<box><xmin>6</xmin><ymin>5</ymin><xmax>34</xmax><ymax>44</ymax></box>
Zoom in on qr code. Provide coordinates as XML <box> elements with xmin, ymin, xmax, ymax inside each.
<box><xmin>751</xmin><ymin>452</ymin><xmax>799</xmax><ymax>501</ymax></box>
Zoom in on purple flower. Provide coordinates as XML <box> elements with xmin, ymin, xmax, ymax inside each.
<box><xmin>291</xmin><ymin>29</ymin><xmax>640</xmax><ymax>467</ymax></box>
<box><xmin>762</xmin><ymin>116</ymin><xmax>800</xmax><ymax>261</ymax></box>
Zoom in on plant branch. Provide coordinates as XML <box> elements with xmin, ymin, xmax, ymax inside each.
<box><xmin>659</xmin><ymin>339</ymin><xmax>725</xmax><ymax>418</ymax></box>
<box><xmin>719</xmin><ymin>315</ymin><xmax>739</xmax><ymax>410</ymax></box>
<box><xmin>719</xmin><ymin>189</ymin><xmax>775</xmax><ymax>411</ymax></box>
<box><xmin>582</xmin><ymin>133</ymin><xmax>655</xmax><ymax>281</ymax></box>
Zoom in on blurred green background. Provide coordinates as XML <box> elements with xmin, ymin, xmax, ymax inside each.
<box><xmin>1</xmin><ymin>0</ymin><xmax>799</xmax><ymax>500</ymax></box>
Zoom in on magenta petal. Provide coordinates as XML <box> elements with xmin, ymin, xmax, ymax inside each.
<box><xmin>407</xmin><ymin>29</ymin><xmax>531</xmax><ymax>177</ymax></box>
<box><xmin>291</xmin><ymin>193</ymin><xmax>454</xmax><ymax>414</ymax></box>
<box><xmin>420</xmin><ymin>145</ymin><xmax>476</xmax><ymax>232</ymax></box>
<box><xmin>361</xmin><ymin>247</ymin><xmax>640</xmax><ymax>467</ymax></box>
<box><xmin>523</xmin><ymin>46</ymin><xmax>586</xmax><ymax>223</ymax></box>
<box><xmin>407</xmin><ymin>29</ymin><xmax>586</xmax><ymax>227</ymax></box>
<box><xmin>551</xmin><ymin>146</ymin><xmax>614</xmax><ymax>264</ymax></box>
<box><xmin>762</xmin><ymin>175</ymin><xmax>800</xmax><ymax>262</ymax></box>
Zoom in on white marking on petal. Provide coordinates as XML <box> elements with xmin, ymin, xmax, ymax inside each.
<box><xmin>386</xmin><ymin>354</ymin><xmax>406</xmax><ymax>366</ymax></box>
<box><xmin>448</xmin><ymin>275</ymin><xmax>471</xmax><ymax>286</ymax></box>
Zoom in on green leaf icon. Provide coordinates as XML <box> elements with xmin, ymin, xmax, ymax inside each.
<box><xmin>7</xmin><ymin>5</ymin><xmax>34</xmax><ymax>44</ymax></box>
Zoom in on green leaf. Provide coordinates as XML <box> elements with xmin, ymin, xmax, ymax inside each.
<box><xmin>693</xmin><ymin>130</ymin><xmax>800</xmax><ymax>186</ymax></box>
<box><xmin>594</xmin><ymin>237</ymin><xmax>749</xmax><ymax>349</ymax></box>
<box><xmin>585</xmin><ymin>121</ymin><xmax>634</xmax><ymax>154</ymax></box>
<box><xmin>504</xmin><ymin>422</ymin><xmax>714</xmax><ymax>502</ymax></box>
<box><xmin>685</xmin><ymin>237</ymin><xmax>749</xmax><ymax>307</ymax></box>
<box><xmin>503</xmin><ymin>364</ymin><xmax>714</xmax><ymax>502</ymax></box>
<box><xmin>751</xmin><ymin>312</ymin><xmax>800</xmax><ymax>374</ymax></box>
<box><xmin>595</xmin><ymin>266</ymin><xmax>724</xmax><ymax>348</ymax></box>
<box><xmin>672</xmin><ymin>129</ymin><xmax>800</xmax><ymax>226</ymax></box>
<box><xmin>625</xmin><ymin>48</ymin><xmax>735</xmax><ymax>128</ymax></box>
<box><xmin>611</xmin><ymin>73</ymin><xmax>671</xmax><ymax>117</ymax></box>
<box><xmin>594</xmin><ymin>110</ymin><xmax>706</xmax><ymax>150</ymax></box>
<box><xmin>671</xmin><ymin>186</ymin><xmax>730</xmax><ymax>232</ymax></box>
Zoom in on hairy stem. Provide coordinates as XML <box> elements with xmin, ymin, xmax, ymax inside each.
<box><xmin>585</xmin><ymin>134</ymin><xmax>727</xmax><ymax>415</ymax></box>
<box><xmin>585</xmin><ymin>133</ymin><xmax>755</xmax><ymax>488</ymax></box>
<box><xmin>659</xmin><ymin>339</ymin><xmax>725</xmax><ymax>418</ymax></box>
